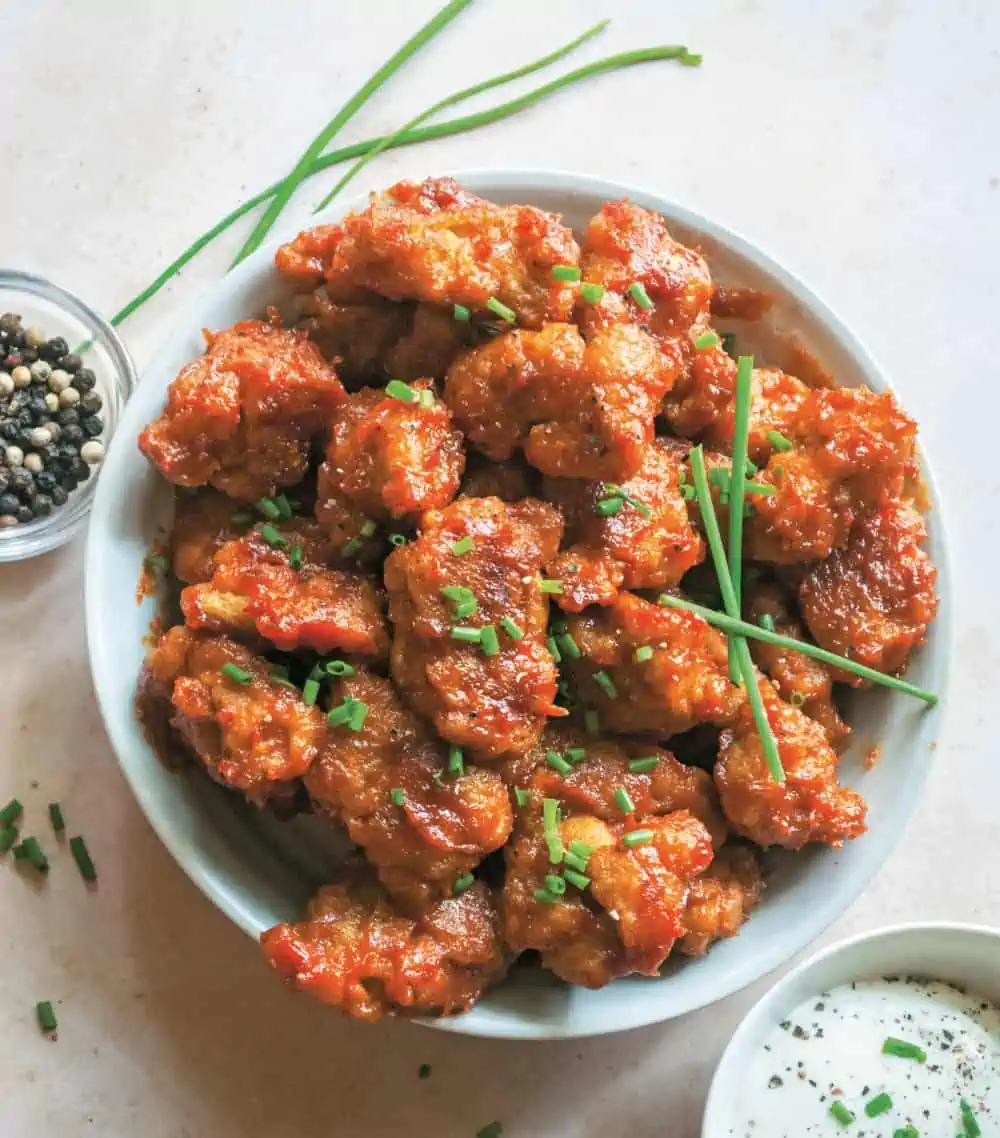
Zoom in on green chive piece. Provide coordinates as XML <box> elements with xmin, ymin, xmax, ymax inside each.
<box><xmin>390</xmin><ymin>788</ymin><xmax>405</xmax><ymax>807</ymax></box>
<box><xmin>36</xmin><ymin>1001</ymin><xmax>58</xmax><ymax>1033</ymax></box>
<box><xmin>14</xmin><ymin>836</ymin><xmax>49</xmax><ymax>870</ymax></box>
<box><xmin>325</xmin><ymin>660</ymin><xmax>356</xmax><ymax>677</ymax></box>
<box><xmin>628</xmin><ymin>281</ymin><xmax>655</xmax><ymax>309</ymax></box>
<box><xmin>865</xmin><ymin>1093</ymin><xmax>893</xmax><ymax>1118</ymax></box>
<box><xmin>568</xmin><ymin>840</ymin><xmax>594</xmax><ymax>860</ymax></box>
<box><xmin>347</xmin><ymin>700</ymin><xmax>368</xmax><ymax>732</ymax></box>
<box><xmin>48</xmin><ymin>804</ymin><xmax>65</xmax><ymax>834</ymax></box>
<box><xmin>452</xmin><ymin>872</ymin><xmax>475</xmax><ymax>895</ymax></box>
<box><xmin>882</xmin><ymin>1036</ymin><xmax>927</xmax><ymax>1063</ymax></box>
<box><xmin>534</xmin><ymin>888</ymin><xmax>562</xmax><ymax>904</ymax></box>
<box><xmin>259</xmin><ymin>523</ymin><xmax>288</xmax><ymax>549</ymax></box>
<box><xmin>69</xmin><ymin>835</ymin><xmax>96</xmax><ymax>882</ymax></box>
<box><xmin>547</xmin><ymin>636</ymin><xmax>562</xmax><ymax>663</ymax></box>
<box><xmin>385</xmin><ymin>379</ymin><xmax>418</xmax><ymax>403</ymax></box>
<box><xmin>514</xmin><ymin>788</ymin><xmax>529</xmax><ymax>807</ymax></box>
<box><xmin>551</xmin><ymin>264</ymin><xmax>582</xmax><ymax>282</ymax></box>
<box><xmin>563</xmin><ymin>868</ymin><xmax>591</xmax><ymax>890</ymax></box>
<box><xmin>418</xmin><ymin>1063</ymin><xmax>432</xmax><ymax>1079</ymax></box>
<box><xmin>960</xmin><ymin>1099</ymin><xmax>980</xmax><ymax>1138</ymax></box>
<box><xmin>767</xmin><ymin>428</ymin><xmax>794</xmax><ymax>452</ymax></box>
<box><xmin>480</xmin><ymin>625</ymin><xmax>501</xmax><ymax>657</ymax></box>
<box><xmin>680</xmin><ymin>49</ymin><xmax>702</xmax><ymax>65</ymax></box>
<box><xmin>221</xmin><ymin>663</ymin><xmax>252</xmax><ymax>685</ymax></box>
<box><xmin>579</xmin><ymin>281</ymin><xmax>605</xmax><ymax>303</ymax></box>
<box><xmin>308</xmin><ymin>662</ymin><xmax>325</xmax><ymax>682</ymax></box>
<box><xmin>759</xmin><ymin>613</ymin><xmax>776</xmax><ymax>633</ymax></box>
<box><xmin>451</xmin><ymin>536</ymin><xmax>475</xmax><ymax>556</ymax></box>
<box><xmin>593</xmin><ymin>670</ymin><xmax>618</xmax><ymax>700</ymax></box>
<box><xmin>500</xmin><ymin>616</ymin><xmax>524</xmax><ymax>640</ymax></box>
<box><xmin>584</xmin><ymin>709</ymin><xmax>600</xmax><ymax>735</ymax></box>
<box><xmin>744</xmin><ymin>480</ymin><xmax>776</xmax><ymax>496</ymax></box>
<box><xmin>453</xmin><ymin>303</ymin><xmax>471</xmax><ymax>321</ymax></box>
<box><xmin>274</xmin><ymin>494</ymin><xmax>293</xmax><ymax>519</ymax></box>
<box><xmin>628</xmin><ymin>756</ymin><xmax>659</xmax><ymax>774</ymax></box>
<box><xmin>388</xmin><ymin>533</ymin><xmax>408</xmax><ymax>547</ymax></box>
<box><xmin>546</xmin><ymin>751</ymin><xmax>573</xmax><ymax>776</ymax></box>
<box><xmin>487</xmin><ymin>297</ymin><xmax>517</xmax><ymax>323</ymax></box>
<box><xmin>418</xmin><ymin>388</ymin><xmax>435</xmax><ymax>409</ymax></box>
<box><xmin>614</xmin><ymin>787</ymin><xmax>636</xmax><ymax>814</ymax></box>
<box><xmin>542</xmin><ymin>798</ymin><xmax>564</xmax><ymax>864</ymax></box>
<box><xmin>634</xmin><ymin>645</ymin><xmax>654</xmax><ymax>663</ymax></box>
<box><xmin>0</xmin><ymin>827</ymin><xmax>18</xmax><ymax>855</ymax></box>
<box><xmin>543</xmin><ymin>873</ymin><xmax>567</xmax><ymax>895</ymax></box>
<box><xmin>341</xmin><ymin>538</ymin><xmax>364</xmax><ymax>558</ymax></box>
<box><xmin>451</xmin><ymin>626</ymin><xmax>483</xmax><ymax>645</ymax></box>
<box><xmin>693</xmin><ymin>330</ymin><xmax>720</xmax><ymax>351</ymax></box>
<box><xmin>622</xmin><ymin>828</ymin><xmax>653</xmax><ymax>847</ymax></box>
<box><xmin>441</xmin><ymin>585</ymin><xmax>478</xmax><ymax>618</ymax></box>
<box><xmin>556</xmin><ymin>633</ymin><xmax>581</xmax><ymax>660</ymax></box>
<box><xmin>892</xmin><ymin>1126</ymin><xmax>919</xmax><ymax>1138</ymax></box>
<box><xmin>595</xmin><ymin>496</ymin><xmax>623</xmax><ymax>517</ymax></box>
<box><xmin>272</xmin><ymin>674</ymin><xmax>299</xmax><ymax>691</ymax></box>
<box><xmin>326</xmin><ymin>703</ymin><xmax>353</xmax><ymax>728</ymax></box>
<box><xmin>829</xmin><ymin>1101</ymin><xmax>855</xmax><ymax>1127</ymax></box>
<box><xmin>565</xmin><ymin>747</ymin><xmax>587</xmax><ymax>763</ymax></box>
<box><xmin>448</xmin><ymin>745</ymin><xmax>465</xmax><ymax>776</ymax></box>
<box><xmin>359</xmin><ymin>520</ymin><xmax>377</xmax><ymax>538</ymax></box>
<box><xmin>539</xmin><ymin>578</ymin><xmax>563</xmax><ymax>594</ymax></box>
<box><xmin>302</xmin><ymin>678</ymin><xmax>320</xmax><ymax>706</ymax></box>
<box><xmin>562</xmin><ymin>850</ymin><xmax>589</xmax><ymax>873</ymax></box>
<box><xmin>288</xmin><ymin>544</ymin><xmax>304</xmax><ymax>571</ymax></box>
<box><xmin>0</xmin><ymin>798</ymin><xmax>23</xmax><ymax>828</ymax></box>
<box><xmin>256</xmin><ymin>497</ymin><xmax>281</xmax><ymax>520</ymax></box>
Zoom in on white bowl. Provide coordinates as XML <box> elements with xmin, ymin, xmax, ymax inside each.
<box><xmin>84</xmin><ymin>170</ymin><xmax>951</xmax><ymax>1040</ymax></box>
<box><xmin>702</xmin><ymin>922</ymin><xmax>1000</xmax><ymax>1136</ymax></box>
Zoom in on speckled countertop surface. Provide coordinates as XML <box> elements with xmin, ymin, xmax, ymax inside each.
<box><xmin>1</xmin><ymin>1</ymin><xmax>997</xmax><ymax>1135</ymax></box>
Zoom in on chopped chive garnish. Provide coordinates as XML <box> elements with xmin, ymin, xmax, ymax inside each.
<box><xmin>256</xmin><ymin>497</ymin><xmax>281</xmax><ymax>520</ymax></box>
<box><xmin>693</xmin><ymin>330</ymin><xmax>720</xmax><ymax>351</ymax></box>
<box><xmin>563</xmin><ymin>868</ymin><xmax>591</xmax><ymax>890</ymax></box>
<box><xmin>680</xmin><ymin>49</ymin><xmax>702</xmax><ymax>65</ymax></box>
<box><xmin>551</xmin><ymin>264</ymin><xmax>582</xmax><ymax>282</ymax></box>
<box><xmin>418</xmin><ymin>1063</ymin><xmax>432</xmax><ymax>1079</ymax></box>
<box><xmin>562</xmin><ymin>850</ymin><xmax>588</xmax><ymax>873</ymax></box>
<box><xmin>579</xmin><ymin>282</ymin><xmax>605</xmax><ymax>303</ymax></box>
<box><xmin>453</xmin><ymin>303</ymin><xmax>471</xmax><ymax>321</ymax></box>
<box><xmin>451</xmin><ymin>626</ymin><xmax>483</xmax><ymax>645</ymax></box>
<box><xmin>69</xmin><ymin>835</ymin><xmax>95</xmax><ymax>882</ymax></box>
<box><xmin>342</xmin><ymin>538</ymin><xmax>364</xmax><ymax>558</ymax></box>
<box><xmin>221</xmin><ymin>663</ymin><xmax>252</xmax><ymax>685</ymax></box>
<box><xmin>565</xmin><ymin>747</ymin><xmax>587</xmax><ymax>763</ymax></box>
<box><xmin>325</xmin><ymin>660</ymin><xmax>355</xmax><ymax>677</ymax></box>
<box><xmin>622</xmin><ymin>828</ymin><xmax>653</xmax><ymax>847</ymax></box>
<box><xmin>543</xmin><ymin>873</ymin><xmax>567</xmax><ymax>895</ymax></box>
<box><xmin>360</xmin><ymin>520</ymin><xmax>378</xmax><ymax>538</ymax></box>
<box><xmin>546</xmin><ymin>751</ymin><xmax>573</xmax><ymax>776</ymax></box>
<box><xmin>534</xmin><ymin>888</ymin><xmax>562</xmax><ymax>904</ymax></box>
<box><xmin>0</xmin><ymin>798</ymin><xmax>23</xmax><ymax>827</ymax></box>
<box><xmin>274</xmin><ymin>494</ymin><xmax>293</xmax><ymax>519</ymax></box>
<box><xmin>864</xmin><ymin>1093</ymin><xmax>893</xmax><ymax>1118</ymax></box>
<box><xmin>347</xmin><ymin>699</ymin><xmax>368</xmax><ymax>732</ymax></box>
<box><xmin>448</xmin><ymin>745</ymin><xmax>465</xmax><ymax>776</ymax></box>
<box><xmin>829</xmin><ymin>1101</ymin><xmax>854</xmax><ymax>1126</ymax></box>
<box><xmin>568</xmin><ymin>839</ymin><xmax>594</xmax><ymax>860</ymax></box>
<box><xmin>48</xmin><ymin>804</ymin><xmax>65</xmax><ymax>833</ymax></box>
<box><xmin>882</xmin><ymin>1036</ymin><xmax>927</xmax><ymax>1063</ymax></box>
<box><xmin>767</xmin><ymin>428</ymin><xmax>794</xmax><ymax>452</ymax></box>
<box><xmin>614</xmin><ymin>787</ymin><xmax>636</xmax><ymax>814</ymax></box>
<box><xmin>539</xmin><ymin>578</ymin><xmax>563</xmax><ymax>594</ymax></box>
<box><xmin>628</xmin><ymin>756</ymin><xmax>659</xmax><ymax>774</ymax></box>
<box><xmin>960</xmin><ymin>1099</ymin><xmax>980</xmax><ymax>1138</ymax></box>
<box><xmin>36</xmin><ymin>1001</ymin><xmax>57</xmax><ymax>1033</ymax></box>
<box><xmin>0</xmin><ymin>827</ymin><xmax>18</xmax><ymax>854</ymax></box>
<box><xmin>634</xmin><ymin>645</ymin><xmax>654</xmax><ymax>663</ymax></box>
<box><xmin>892</xmin><ymin>1126</ymin><xmax>919</xmax><ymax>1138</ymax></box>
<box><xmin>418</xmin><ymin>388</ymin><xmax>435</xmax><ymax>409</ymax></box>
<box><xmin>595</xmin><ymin>496</ymin><xmax>623</xmax><ymax>516</ymax></box>
<box><xmin>302</xmin><ymin>678</ymin><xmax>320</xmax><ymax>706</ymax></box>
<box><xmin>500</xmin><ymin>616</ymin><xmax>524</xmax><ymax>640</ymax></box>
<box><xmin>390</xmin><ymin>788</ymin><xmax>405</xmax><ymax>807</ymax></box>
<box><xmin>728</xmin><ymin>355</ymin><xmax>752</xmax><ymax>681</ymax></box>
<box><xmin>288</xmin><ymin>543</ymin><xmax>303</xmax><ymax>571</ymax></box>
<box><xmin>628</xmin><ymin>281</ymin><xmax>654</xmax><ymax>309</ymax></box>
<box><xmin>759</xmin><ymin>613</ymin><xmax>776</xmax><ymax>633</ymax></box>
<box><xmin>326</xmin><ymin>703</ymin><xmax>352</xmax><ymax>728</ymax></box>
<box><xmin>486</xmin><ymin>297</ymin><xmax>517</xmax><ymax>323</ymax></box>
<box><xmin>744</xmin><ymin>480</ymin><xmax>776</xmax><ymax>496</ymax></box>
<box><xmin>14</xmin><ymin>836</ymin><xmax>49</xmax><ymax>870</ymax></box>
<box><xmin>451</xmin><ymin>536</ymin><xmax>475</xmax><ymax>556</ymax></box>
<box><xmin>259</xmin><ymin>523</ymin><xmax>288</xmax><ymax>549</ymax></box>
<box><xmin>542</xmin><ymin>798</ymin><xmax>563</xmax><ymax>864</ymax></box>
<box><xmin>452</xmin><ymin>872</ymin><xmax>474</xmax><ymax>895</ymax></box>
<box><xmin>557</xmin><ymin>633</ymin><xmax>581</xmax><ymax>660</ymax></box>
<box><xmin>514</xmin><ymin>787</ymin><xmax>529</xmax><ymax>806</ymax></box>
<box><xmin>547</xmin><ymin>636</ymin><xmax>562</xmax><ymax>662</ymax></box>
<box><xmin>388</xmin><ymin>532</ymin><xmax>408</xmax><ymax>547</ymax></box>
<box><xmin>584</xmin><ymin>709</ymin><xmax>600</xmax><ymax>735</ymax></box>
<box><xmin>386</xmin><ymin>379</ymin><xmax>418</xmax><ymax>403</ymax></box>
<box><xmin>441</xmin><ymin>585</ymin><xmax>477</xmax><ymax>619</ymax></box>
<box><xmin>592</xmin><ymin>670</ymin><xmax>618</xmax><ymax>700</ymax></box>
<box><xmin>480</xmin><ymin>625</ymin><xmax>501</xmax><ymax>656</ymax></box>
<box><xmin>308</xmin><ymin>661</ymin><xmax>325</xmax><ymax>681</ymax></box>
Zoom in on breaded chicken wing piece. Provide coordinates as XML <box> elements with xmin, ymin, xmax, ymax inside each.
<box><xmin>305</xmin><ymin>670</ymin><xmax>512</xmax><ymax>910</ymax></box>
<box><xmin>180</xmin><ymin>523</ymin><xmax>389</xmax><ymax>658</ymax></box>
<box><xmin>144</xmin><ymin>626</ymin><xmax>326</xmax><ymax>805</ymax></box>
<box><xmin>677</xmin><ymin>842</ymin><xmax>764</xmax><ymax>957</ymax></box>
<box><xmin>170</xmin><ymin>488</ymin><xmax>248</xmax><ymax>584</ymax></box>
<box><xmin>277</xmin><ymin>177</ymin><xmax>580</xmax><ymax>328</ymax></box>
<box><xmin>798</xmin><ymin>499</ymin><xmax>938</xmax><ymax>680</ymax></box>
<box><xmin>384</xmin><ymin>496</ymin><xmax>565</xmax><ymax>757</ymax></box>
<box><xmin>262</xmin><ymin>863</ymin><xmax>507</xmax><ymax>1021</ymax></box>
<box><xmin>444</xmin><ymin>321</ymin><xmax>678</xmax><ymax>482</ymax></box>
<box><xmin>714</xmin><ymin>679</ymin><xmax>867</xmax><ymax>849</ymax></box>
<box><xmin>563</xmin><ymin>593</ymin><xmax>743</xmax><ymax>737</ymax></box>
<box><xmin>138</xmin><ymin>319</ymin><xmax>345</xmax><ymax>501</ymax></box>
<box><xmin>544</xmin><ymin>437</ymin><xmax>705</xmax><ymax>611</ymax></box>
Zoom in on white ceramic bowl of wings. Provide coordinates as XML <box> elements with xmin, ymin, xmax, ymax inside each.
<box><xmin>84</xmin><ymin>170</ymin><xmax>951</xmax><ymax>1040</ymax></box>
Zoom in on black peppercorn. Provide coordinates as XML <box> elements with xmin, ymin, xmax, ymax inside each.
<box><xmin>58</xmin><ymin>353</ymin><xmax>82</xmax><ymax>373</ymax></box>
<box><xmin>82</xmin><ymin>414</ymin><xmax>103</xmax><ymax>438</ymax></box>
<box><xmin>80</xmin><ymin>392</ymin><xmax>103</xmax><ymax>415</ymax></box>
<box><xmin>73</xmin><ymin>368</ymin><xmax>96</xmax><ymax>392</ymax></box>
<box><xmin>0</xmin><ymin>314</ymin><xmax>22</xmax><ymax>337</ymax></box>
<box><xmin>34</xmin><ymin>470</ymin><xmax>57</xmax><ymax>494</ymax></box>
<box><xmin>0</xmin><ymin>469</ymin><xmax>8</xmax><ymax>496</ymax></box>
<box><xmin>19</xmin><ymin>348</ymin><xmax>37</xmax><ymax>365</ymax></box>
<box><xmin>56</xmin><ymin>408</ymin><xmax>80</xmax><ymax>427</ymax></box>
<box><xmin>27</xmin><ymin>395</ymin><xmax>48</xmax><ymax>420</ymax></box>
<box><xmin>0</xmin><ymin>421</ymin><xmax>18</xmax><ymax>441</ymax></box>
<box><xmin>39</xmin><ymin>336</ymin><xmax>69</xmax><ymax>361</ymax></box>
<box><xmin>9</xmin><ymin>467</ymin><xmax>34</xmax><ymax>497</ymax></box>
<box><xmin>70</xmin><ymin>458</ymin><xmax>91</xmax><ymax>482</ymax></box>
<box><xmin>31</xmin><ymin>493</ymin><xmax>53</xmax><ymax>517</ymax></box>
<box><xmin>15</xmin><ymin>505</ymin><xmax>34</xmax><ymax>524</ymax></box>
<box><xmin>50</xmin><ymin>485</ymin><xmax>68</xmax><ymax>507</ymax></box>
<box><xmin>0</xmin><ymin>492</ymin><xmax>18</xmax><ymax>514</ymax></box>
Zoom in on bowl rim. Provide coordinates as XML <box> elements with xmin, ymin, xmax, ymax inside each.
<box><xmin>700</xmin><ymin>920</ymin><xmax>1000</xmax><ymax>1136</ymax></box>
<box><xmin>85</xmin><ymin>167</ymin><xmax>952</xmax><ymax>1040</ymax></box>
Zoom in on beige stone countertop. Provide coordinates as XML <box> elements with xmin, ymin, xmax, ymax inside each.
<box><xmin>1</xmin><ymin>1</ymin><xmax>997</xmax><ymax>1134</ymax></box>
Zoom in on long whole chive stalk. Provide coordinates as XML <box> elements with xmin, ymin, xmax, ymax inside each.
<box><xmin>108</xmin><ymin>45</ymin><xmax>702</xmax><ymax>328</ymax></box>
<box><xmin>657</xmin><ymin>593</ymin><xmax>938</xmax><ymax>705</ymax></box>
<box><xmin>232</xmin><ymin>0</ymin><xmax>473</xmax><ymax>264</ymax></box>
<box><xmin>689</xmin><ymin>445</ymin><xmax>785</xmax><ymax>782</ymax></box>
<box><xmin>313</xmin><ymin>19</ymin><xmax>609</xmax><ymax>212</ymax></box>
<box><xmin>726</xmin><ymin>355</ymin><xmax>755</xmax><ymax>681</ymax></box>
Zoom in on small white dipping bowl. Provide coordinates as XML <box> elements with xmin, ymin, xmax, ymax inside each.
<box><xmin>85</xmin><ymin>169</ymin><xmax>951</xmax><ymax>1040</ymax></box>
<box><xmin>702</xmin><ymin>922</ymin><xmax>1000</xmax><ymax>1136</ymax></box>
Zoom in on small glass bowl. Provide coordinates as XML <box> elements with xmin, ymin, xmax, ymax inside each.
<box><xmin>0</xmin><ymin>270</ymin><xmax>137</xmax><ymax>561</ymax></box>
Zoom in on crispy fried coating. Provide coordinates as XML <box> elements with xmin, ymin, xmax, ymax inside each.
<box><xmin>316</xmin><ymin>381</ymin><xmax>464</xmax><ymax>541</ymax></box>
<box><xmin>544</xmin><ymin>437</ymin><xmax>705</xmax><ymax>610</ymax></box>
<box><xmin>747</xmin><ymin>582</ymin><xmax>851</xmax><ymax>750</ymax></box>
<box><xmin>305</xmin><ymin>670</ymin><xmax>512</xmax><ymax>909</ymax></box>
<box><xmin>444</xmin><ymin>321</ymin><xmax>678</xmax><ymax>481</ymax></box>
<box><xmin>384</xmin><ymin>496</ymin><xmax>565</xmax><ymax>757</ymax></box>
<box><xmin>145</xmin><ymin>626</ymin><xmax>326</xmax><ymax>804</ymax></box>
<box><xmin>563</xmin><ymin>593</ymin><xmax>743</xmax><ymax>737</ymax></box>
<box><xmin>459</xmin><ymin>453</ymin><xmax>538</xmax><ymax>502</ymax></box>
<box><xmin>138</xmin><ymin>319</ymin><xmax>345</xmax><ymax>501</ymax></box>
<box><xmin>180</xmin><ymin>524</ymin><xmax>389</xmax><ymax>658</ymax></box>
<box><xmin>170</xmin><ymin>488</ymin><xmax>246</xmax><ymax>584</ymax></box>
<box><xmin>261</xmin><ymin>863</ymin><xmax>507</xmax><ymax>1021</ymax></box>
<box><xmin>798</xmin><ymin>499</ymin><xmax>938</xmax><ymax>680</ymax></box>
<box><xmin>715</xmin><ymin>679</ymin><xmax>868</xmax><ymax>849</ymax></box>
<box><xmin>677</xmin><ymin>842</ymin><xmax>764</xmax><ymax>957</ymax></box>
<box><xmin>277</xmin><ymin>177</ymin><xmax>580</xmax><ymax>328</ymax></box>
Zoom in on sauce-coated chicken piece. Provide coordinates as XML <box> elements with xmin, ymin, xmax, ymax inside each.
<box><xmin>544</xmin><ymin>437</ymin><xmax>705</xmax><ymax>611</ymax></box>
<box><xmin>316</xmin><ymin>381</ymin><xmax>464</xmax><ymax>546</ymax></box>
<box><xmin>677</xmin><ymin>842</ymin><xmax>764</xmax><ymax>957</ymax></box>
<box><xmin>170</xmin><ymin>488</ymin><xmax>247</xmax><ymax>584</ymax></box>
<box><xmin>444</xmin><ymin>321</ymin><xmax>678</xmax><ymax>482</ymax></box>
<box><xmin>459</xmin><ymin>453</ymin><xmax>538</xmax><ymax>503</ymax></box>
<box><xmin>305</xmin><ymin>670</ymin><xmax>513</xmax><ymax>910</ymax></box>
<box><xmin>563</xmin><ymin>593</ymin><xmax>743</xmax><ymax>737</ymax></box>
<box><xmin>715</xmin><ymin>679</ymin><xmax>867</xmax><ymax>849</ymax></box>
<box><xmin>180</xmin><ymin>524</ymin><xmax>389</xmax><ymax>658</ymax></box>
<box><xmin>145</xmin><ymin>626</ymin><xmax>326</xmax><ymax>805</ymax></box>
<box><xmin>384</xmin><ymin>496</ymin><xmax>565</xmax><ymax>757</ymax></box>
<box><xmin>138</xmin><ymin>319</ymin><xmax>345</xmax><ymax>501</ymax></box>
<box><xmin>747</xmin><ymin>582</ymin><xmax>851</xmax><ymax>750</ymax></box>
<box><xmin>798</xmin><ymin>499</ymin><xmax>938</xmax><ymax>679</ymax></box>
<box><xmin>262</xmin><ymin>862</ymin><xmax>507</xmax><ymax>1021</ymax></box>
<box><xmin>276</xmin><ymin>176</ymin><xmax>580</xmax><ymax>328</ymax></box>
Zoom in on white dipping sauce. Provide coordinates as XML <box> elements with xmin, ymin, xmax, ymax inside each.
<box><xmin>732</xmin><ymin>976</ymin><xmax>999</xmax><ymax>1136</ymax></box>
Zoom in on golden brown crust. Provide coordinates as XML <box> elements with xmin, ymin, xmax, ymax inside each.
<box><xmin>170</xmin><ymin>488</ymin><xmax>246</xmax><ymax>584</ymax></box>
<box><xmin>677</xmin><ymin>842</ymin><xmax>764</xmax><ymax>957</ymax></box>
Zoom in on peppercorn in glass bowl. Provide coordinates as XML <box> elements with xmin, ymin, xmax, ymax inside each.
<box><xmin>0</xmin><ymin>270</ymin><xmax>137</xmax><ymax>561</ymax></box>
